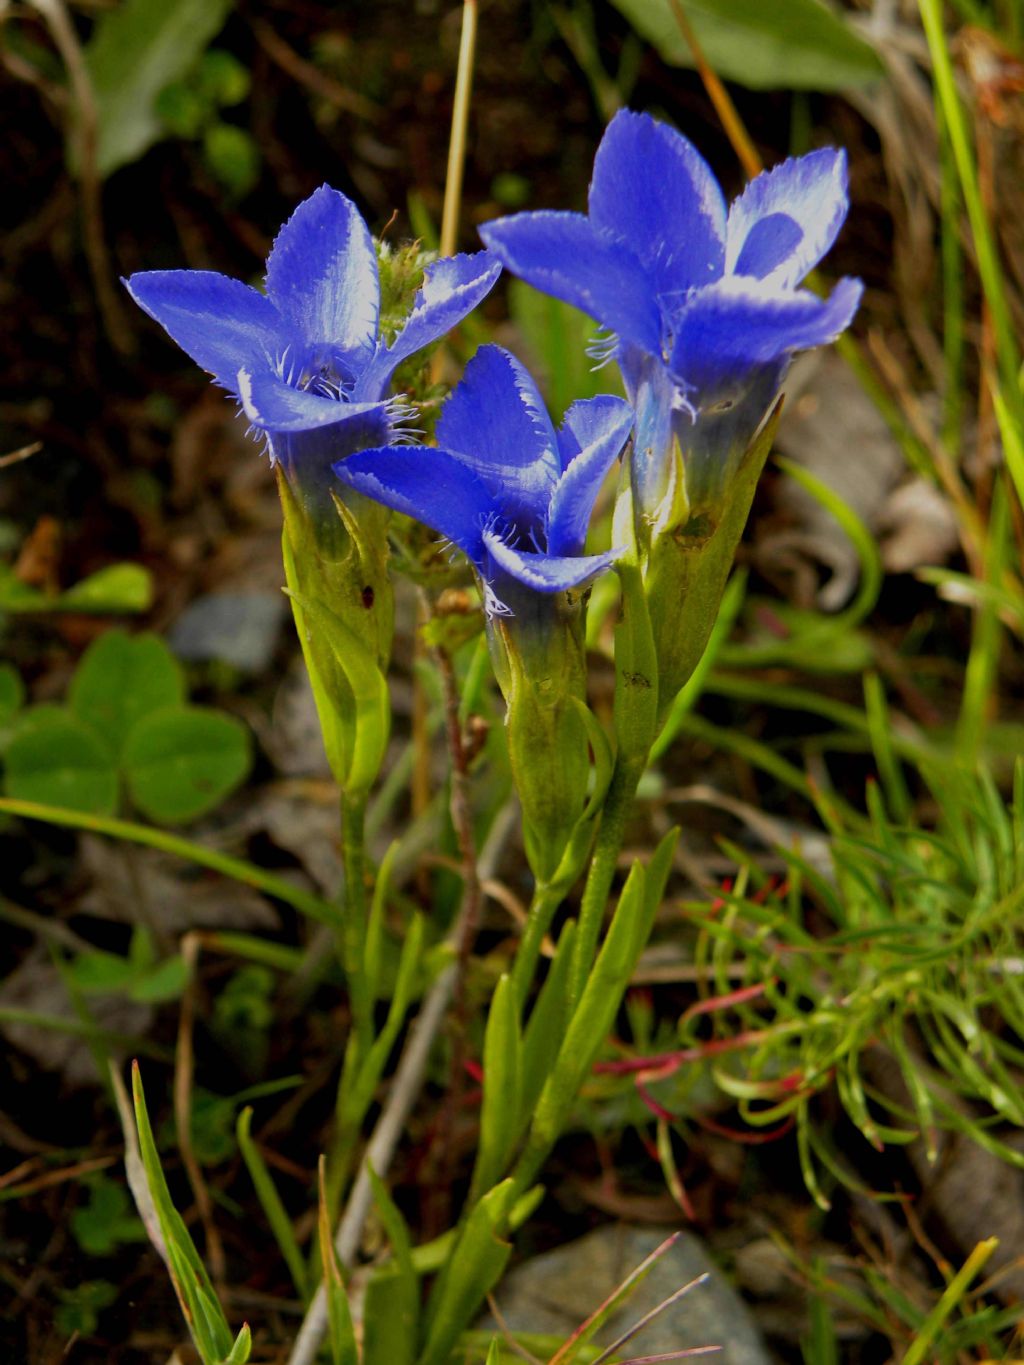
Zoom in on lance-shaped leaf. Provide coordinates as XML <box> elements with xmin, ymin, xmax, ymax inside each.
<box><xmin>129</xmin><ymin>1063</ymin><xmax>236</xmax><ymax>1364</ymax></box>
<box><xmin>514</xmin><ymin>833</ymin><xmax>678</xmax><ymax>1195</ymax></box>
<box><xmin>519</xmin><ymin>920</ymin><xmax>577</xmax><ymax>1128</ymax></box>
<box><xmin>418</xmin><ymin>1181</ymin><xmax>516</xmax><ymax>1365</ymax></box>
<box><xmin>317</xmin><ymin>1158</ymin><xmax>358</xmax><ymax>1365</ymax></box>
<box><xmin>469</xmin><ymin>974</ymin><xmax>524</xmax><ymax>1203</ymax></box>
<box><xmin>363</xmin><ymin>1164</ymin><xmax>420</xmax><ymax>1365</ymax></box>
<box><xmin>236</xmin><ymin>1107</ymin><xmax>308</xmax><ymax>1303</ymax></box>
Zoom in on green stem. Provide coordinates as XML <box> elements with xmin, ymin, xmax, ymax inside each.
<box><xmin>511</xmin><ymin>882</ymin><xmax>565</xmax><ymax>1012</ymax></box>
<box><xmin>340</xmin><ymin>790</ymin><xmax>373</xmax><ymax>1056</ymax></box>
<box><xmin>568</xmin><ymin>754</ymin><xmax>644</xmax><ymax>1007</ymax></box>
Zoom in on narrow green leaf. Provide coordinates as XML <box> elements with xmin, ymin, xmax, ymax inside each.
<box><xmin>84</xmin><ymin>0</ymin><xmax>234</xmax><ymax>177</ymax></box>
<box><xmin>69</xmin><ymin>630</ymin><xmax>184</xmax><ymax>757</ymax></box>
<box><xmin>131</xmin><ymin>1063</ymin><xmax>234</xmax><ymax>1361</ymax></box>
<box><xmin>5</xmin><ymin>706</ymin><xmax>119</xmax><ymax>815</ymax></box>
<box><xmin>607</xmin><ymin>0</ymin><xmax>883</xmax><ymax>91</ymax></box>
<box><xmin>122</xmin><ymin>705</ymin><xmax>251</xmax><ymax>824</ymax></box>
<box><xmin>515</xmin><ymin>863</ymin><xmax>649</xmax><ymax>1191</ymax></box>
<box><xmin>775</xmin><ymin>456</ymin><xmax>883</xmax><ymax>636</ymax></box>
<box><xmin>520</xmin><ymin>920</ymin><xmax>577</xmax><ymax>1126</ymax></box>
<box><xmin>0</xmin><ymin>797</ymin><xmax>338</xmax><ymax>926</ymax></box>
<box><xmin>340</xmin><ymin>914</ymin><xmax>425</xmax><ymax>1133</ymax></box>
<box><xmin>364</xmin><ymin>1165</ymin><xmax>419</xmax><ymax>1365</ymax></box>
<box><xmin>364</xmin><ymin>839</ymin><xmax>400</xmax><ymax>1001</ymax></box>
<box><xmin>317</xmin><ymin>1158</ymin><xmax>358</xmax><ymax>1365</ymax></box>
<box><xmin>652</xmin><ymin>569</ymin><xmax>746</xmax><ymax>762</ymax></box>
<box><xmin>863</xmin><ymin>673</ymin><xmax>911</xmax><ymax>823</ymax></box>
<box><xmin>364</xmin><ymin>1269</ymin><xmax>419</xmax><ymax>1365</ymax></box>
<box><xmin>901</xmin><ymin>1238</ymin><xmax>999</xmax><ymax>1365</ymax></box>
<box><xmin>221</xmin><ymin>1323</ymin><xmax>252</xmax><ymax>1364</ymax></box>
<box><xmin>418</xmin><ymin>1181</ymin><xmax>516</xmax><ymax>1365</ymax></box>
<box><xmin>236</xmin><ymin>1107</ymin><xmax>308</xmax><ymax>1302</ymax></box>
<box><xmin>469</xmin><ymin>975</ymin><xmax>523</xmax><ymax>1202</ymax></box>
<box><xmin>572</xmin><ymin>698</ymin><xmax>615</xmax><ymax>825</ymax></box>
<box><xmin>640</xmin><ymin>827</ymin><xmax>679</xmax><ymax>947</ymax></box>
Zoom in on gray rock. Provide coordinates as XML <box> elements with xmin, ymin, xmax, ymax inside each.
<box><xmin>169</xmin><ymin>591</ymin><xmax>286</xmax><ymax>673</ymax></box>
<box><xmin>479</xmin><ymin>1224</ymin><xmax>770</xmax><ymax>1363</ymax></box>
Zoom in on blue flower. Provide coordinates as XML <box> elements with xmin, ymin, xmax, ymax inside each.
<box><xmin>332</xmin><ymin>345</ymin><xmax>633</xmax><ymax>617</ymax></box>
<box><xmin>479</xmin><ymin>110</ymin><xmax>862</xmax><ymax>520</ymax></box>
<box><xmin>125</xmin><ymin>185</ymin><xmax>501</xmax><ymax>480</ymax></box>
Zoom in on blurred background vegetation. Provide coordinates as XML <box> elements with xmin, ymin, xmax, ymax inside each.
<box><xmin>3</xmin><ymin>0</ymin><xmax>1024</xmax><ymax>1361</ymax></box>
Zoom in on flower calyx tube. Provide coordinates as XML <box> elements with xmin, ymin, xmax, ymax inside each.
<box><xmin>333</xmin><ymin>344</ymin><xmax>632</xmax><ymax>881</ymax></box>
<box><xmin>480</xmin><ymin>108</ymin><xmax>862</xmax><ymax>705</ymax></box>
<box><xmin>126</xmin><ymin>184</ymin><xmax>500</xmax><ymax>792</ymax></box>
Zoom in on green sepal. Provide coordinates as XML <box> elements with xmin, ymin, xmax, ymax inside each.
<box><xmin>493</xmin><ymin>611</ymin><xmax>591</xmax><ymax>884</ymax></box>
<box><xmin>644</xmin><ymin>401</ymin><xmax>782</xmax><ymax>717</ymax></box>
<box><xmin>612</xmin><ymin>552</ymin><xmax>660</xmax><ymax>768</ymax></box>
<box><xmin>278</xmin><ymin>465</ymin><xmax>392</xmax><ymax>794</ymax></box>
<box><xmin>541</xmin><ymin>700</ymin><xmax>616</xmax><ymax>897</ymax></box>
<box><xmin>282</xmin><ymin>578</ymin><xmax>390</xmax><ymax>798</ymax></box>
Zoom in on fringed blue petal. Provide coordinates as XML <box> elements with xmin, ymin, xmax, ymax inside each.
<box><xmin>588</xmin><ymin>109</ymin><xmax>727</xmax><ymax>296</ymax></box>
<box><xmin>435</xmin><ymin>345</ymin><xmax>561</xmax><ymax>532</ymax></box>
<box><xmin>483</xmin><ymin>528</ymin><xmax>622</xmax><ymax>595</ymax></box>
<box><xmin>264</xmin><ymin>185</ymin><xmax>380</xmax><ymax>360</ymax></box>
<box><xmin>125</xmin><ymin>270</ymin><xmax>283</xmax><ymax>392</ymax></box>
<box><xmin>479</xmin><ymin>211</ymin><xmax>663</xmax><ymax>355</ymax></box>
<box><xmin>332</xmin><ymin>445</ymin><xmax>494</xmax><ymax>564</ymax></box>
<box><xmin>547</xmin><ymin>397</ymin><xmax>633</xmax><ymax>557</ymax></box>
<box><xmin>726</xmin><ymin>149</ymin><xmax>849</xmax><ymax>288</ymax></box>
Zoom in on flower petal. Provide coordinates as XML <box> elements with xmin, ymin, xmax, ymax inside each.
<box><xmin>726</xmin><ymin>148</ymin><xmax>849</xmax><ymax>288</ymax></box>
<box><xmin>588</xmin><ymin>109</ymin><xmax>727</xmax><ymax>295</ymax></box>
<box><xmin>435</xmin><ymin>345</ymin><xmax>560</xmax><ymax>530</ymax></box>
<box><xmin>125</xmin><ymin>270</ymin><xmax>283</xmax><ymax>390</ymax></box>
<box><xmin>479</xmin><ymin>211</ymin><xmax>663</xmax><ymax>355</ymax></box>
<box><xmin>555</xmin><ymin>394</ymin><xmax>634</xmax><ymax>471</ymax></box>
<box><xmin>670</xmin><ymin>276</ymin><xmax>863</xmax><ymax>395</ymax></box>
<box><xmin>264</xmin><ymin>185</ymin><xmax>380</xmax><ymax>358</ymax></box>
<box><xmin>547</xmin><ymin>397</ymin><xmax>633</xmax><ymax>557</ymax></box>
<box><xmin>333</xmin><ymin>446</ymin><xmax>494</xmax><ymax>563</ymax></box>
<box><xmin>357</xmin><ymin>251</ymin><xmax>502</xmax><ymax>397</ymax></box>
<box><xmin>239</xmin><ymin>367</ymin><xmax>392</xmax><ymax>434</ymax></box>
<box><xmin>483</xmin><ymin>528</ymin><xmax>622</xmax><ymax>595</ymax></box>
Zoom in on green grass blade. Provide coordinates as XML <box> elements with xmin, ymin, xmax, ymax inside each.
<box><xmin>236</xmin><ymin>1107</ymin><xmax>308</xmax><ymax>1303</ymax></box>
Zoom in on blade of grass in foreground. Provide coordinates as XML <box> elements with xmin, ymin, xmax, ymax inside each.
<box><xmin>0</xmin><ymin>797</ymin><xmax>339</xmax><ymax>926</ymax></box>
